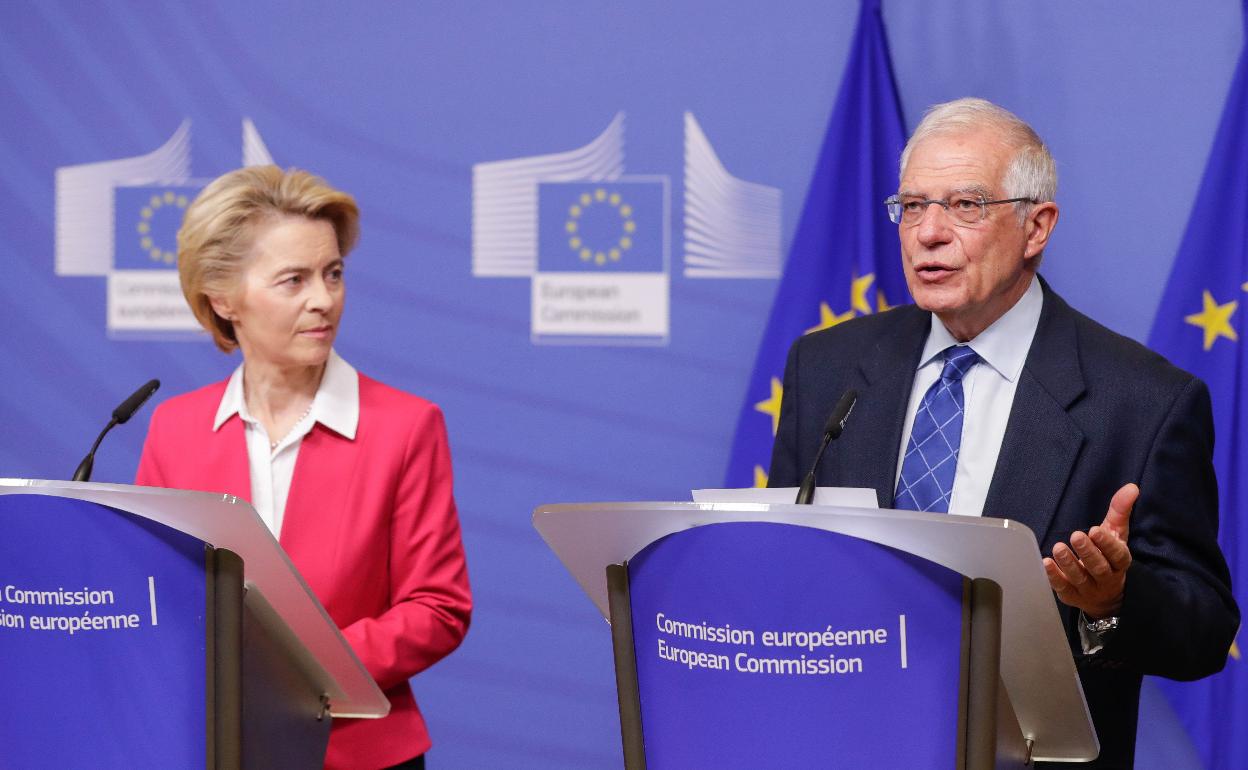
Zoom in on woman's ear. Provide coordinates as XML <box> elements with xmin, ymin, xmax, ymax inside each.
<box><xmin>208</xmin><ymin>293</ymin><xmax>235</xmax><ymax>323</ymax></box>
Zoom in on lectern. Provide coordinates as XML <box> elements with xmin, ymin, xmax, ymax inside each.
<box><xmin>534</xmin><ymin>501</ymin><xmax>1099</xmax><ymax>769</ymax></box>
<box><xmin>0</xmin><ymin>478</ymin><xmax>388</xmax><ymax>768</ymax></box>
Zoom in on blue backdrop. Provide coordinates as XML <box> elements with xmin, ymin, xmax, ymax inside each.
<box><xmin>1</xmin><ymin>2</ymin><xmax>1243</xmax><ymax>767</ymax></box>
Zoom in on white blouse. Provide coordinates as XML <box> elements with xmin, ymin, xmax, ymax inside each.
<box><xmin>212</xmin><ymin>349</ymin><xmax>359</xmax><ymax>537</ymax></box>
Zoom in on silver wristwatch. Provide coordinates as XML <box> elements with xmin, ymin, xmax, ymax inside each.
<box><xmin>1083</xmin><ymin>615</ymin><xmax>1120</xmax><ymax>635</ymax></box>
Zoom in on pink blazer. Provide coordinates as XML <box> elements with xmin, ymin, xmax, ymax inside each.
<box><xmin>135</xmin><ymin>373</ymin><xmax>472</xmax><ymax>769</ymax></box>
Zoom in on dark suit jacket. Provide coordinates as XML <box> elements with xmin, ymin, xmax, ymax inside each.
<box><xmin>769</xmin><ymin>278</ymin><xmax>1238</xmax><ymax>769</ymax></box>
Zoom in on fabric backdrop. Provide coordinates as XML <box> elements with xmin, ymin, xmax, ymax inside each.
<box><xmin>1</xmin><ymin>2</ymin><xmax>1242</xmax><ymax>766</ymax></box>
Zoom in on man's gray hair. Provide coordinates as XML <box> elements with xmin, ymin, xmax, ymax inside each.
<box><xmin>899</xmin><ymin>98</ymin><xmax>1057</xmax><ymax>207</ymax></box>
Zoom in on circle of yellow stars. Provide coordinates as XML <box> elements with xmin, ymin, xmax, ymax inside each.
<box><xmin>136</xmin><ymin>190</ymin><xmax>189</xmax><ymax>265</ymax></box>
<box><xmin>565</xmin><ymin>188</ymin><xmax>636</xmax><ymax>267</ymax></box>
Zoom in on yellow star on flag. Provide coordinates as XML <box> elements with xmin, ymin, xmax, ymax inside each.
<box><xmin>753</xmin><ymin>465</ymin><xmax>769</xmax><ymax>488</ymax></box>
<box><xmin>1231</xmin><ymin>638</ymin><xmax>1241</xmax><ymax>661</ymax></box>
<box><xmin>850</xmin><ymin>274</ymin><xmax>876</xmax><ymax>315</ymax></box>
<box><xmin>1184</xmin><ymin>290</ymin><xmax>1238</xmax><ymax>350</ymax></box>
<box><xmin>806</xmin><ymin>302</ymin><xmax>854</xmax><ymax>334</ymax></box>
<box><xmin>876</xmin><ymin>291</ymin><xmax>893</xmax><ymax>313</ymax></box>
<box><xmin>754</xmin><ymin>377</ymin><xmax>784</xmax><ymax>436</ymax></box>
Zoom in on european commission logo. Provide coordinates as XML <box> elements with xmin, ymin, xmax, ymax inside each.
<box><xmin>54</xmin><ymin>119</ymin><xmax>274</xmax><ymax>338</ymax></box>
<box><xmin>472</xmin><ymin>112</ymin><xmax>781</xmax><ymax>345</ymax></box>
<box><xmin>531</xmin><ymin>180</ymin><xmax>669</xmax><ymax>341</ymax></box>
<box><xmin>115</xmin><ymin>186</ymin><xmax>199</xmax><ymax>269</ymax></box>
<box><xmin>539</xmin><ymin>182</ymin><xmax>663</xmax><ymax>273</ymax></box>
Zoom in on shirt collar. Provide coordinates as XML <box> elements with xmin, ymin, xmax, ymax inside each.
<box><xmin>314</xmin><ymin>349</ymin><xmax>360</xmax><ymax>440</ymax></box>
<box><xmin>213</xmin><ymin>349</ymin><xmax>360</xmax><ymax>439</ymax></box>
<box><xmin>214</xmin><ymin>366</ymin><xmax>247</xmax><ymax>430</ymax></box>
<box><xmin>917</xmin><ymin>277</ymin><xmax>1044</xmax><ymax>383</ymax></box>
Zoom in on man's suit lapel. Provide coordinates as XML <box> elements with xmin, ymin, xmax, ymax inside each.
<box><xmin>846</xmin><ymin>306</ymin><xmax>931</xmax><ymax>508</ymax></box>
<box><xmin>982</xmin><ymin>281</ymin><xmax>1086</xmax><ymax>544</ymax></box>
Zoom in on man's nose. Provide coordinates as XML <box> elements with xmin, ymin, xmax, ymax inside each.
<box><xmin>914</xmin><ymin>202</ymin><xmax>954</xmax><ymax>247</ymax></box>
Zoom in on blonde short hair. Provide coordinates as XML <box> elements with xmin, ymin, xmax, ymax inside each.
<box><xmin>177</xmin><ymin>166</ymin><xmax>359</xmax><ymax>352</ymax></box>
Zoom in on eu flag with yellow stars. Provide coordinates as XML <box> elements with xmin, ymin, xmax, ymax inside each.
<box><xmin>1147</xmin><ymin>5</ymin><xmax>1248</xmax><ymax>766</ymax></box>
<box><xmin>725</xmin><ymin>0</ymin><xmax>908</xmax><ymax>488</ymax></box>
<box><xmin>538</xmin><ymin>181</ymin><xmax>665</xmax><ymax>273</ymax></box>
<box><xmin>113</xmin><ymin>185</ymin><xmax>202</xmax><ymax>270</ymax></box>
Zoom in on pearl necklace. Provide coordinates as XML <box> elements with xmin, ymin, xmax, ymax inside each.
<box><xmin>270</xmin><ymin>403</ymin><xmax>314</xmax><ymax>450</ymax></box>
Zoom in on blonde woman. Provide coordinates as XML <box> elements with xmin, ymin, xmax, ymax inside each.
<box><xmin>136</xmin><ymin>166</ymin><xmax>470</xmax><ymax>770</ymax></box>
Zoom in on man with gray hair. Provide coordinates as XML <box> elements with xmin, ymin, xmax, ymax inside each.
<box><xmin>770</xmin><ymin>97</ymin><xmax>1238</xmax><ymax>768</ymax></box>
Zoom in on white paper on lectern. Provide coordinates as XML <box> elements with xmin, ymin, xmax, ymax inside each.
<box><xmin>692</xmin><ymin>486</ymin><xmax>878</xmax><ymax>508</ymax></box>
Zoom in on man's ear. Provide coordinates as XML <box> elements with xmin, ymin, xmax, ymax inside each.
<box><xmin>1024</xmin><ymin>201</ymin><xmax>1059</xmax><ymax>260</ymax></box>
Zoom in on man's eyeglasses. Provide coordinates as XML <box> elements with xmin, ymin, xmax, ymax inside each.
<box><xmin>884</xmin><ymin>194</ymin><xmax>1036</xmax><ymax>226</ymax></box>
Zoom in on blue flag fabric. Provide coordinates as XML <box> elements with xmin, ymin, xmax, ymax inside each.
<box><xmin>1146</xmin><ymin>7</ymin><xmax>1248</xmax><ymax>767</ymax></box>
<box><xmin>725</xmin><ymin>0</ymin><xmax>908</xmax><ymax>488</ymax></box>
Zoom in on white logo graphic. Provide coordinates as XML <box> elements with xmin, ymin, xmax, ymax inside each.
<box><xmin>471</xmin><ymin>112</ymin><xmax>781</xmax><ymax>345</ymax></box>
<box><xmin>683</xmin><ymin>112</ymin><xmax>782</xmax><ymax>278</ymax></box>
<box><xmin>473</xmin><ymin>114</ymin><xmax>670</xmax><ymax>345</ymax></box>
<box><xmin>472</xmin><ymin>113</ymin><xmax>626</xmax><ymax>278</ymax></box>
<box><xmin>55</xmin><ymin>119</ymin><xmax>274</xmax><ymax>337</ymax></box>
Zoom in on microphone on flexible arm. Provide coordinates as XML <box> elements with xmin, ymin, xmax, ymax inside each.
<box><xmin>795</xmin><ymin>389</ymin><xmax>858</xmax><ymax>505</ymax></box>
<box><xmin>71</xmin><ymin>379</ymin><xmax>161</xmax><ymax>482</ymax></box>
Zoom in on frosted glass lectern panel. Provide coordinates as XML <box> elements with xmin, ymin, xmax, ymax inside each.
<box><xmin>533</xmin><ymin>501</ymin><xmax>1097</xmax><ymax>763</ymax></box>
<box><xmin>0</xmin><ymin>478</ymin><xmax>388</xmax><ymax>718</ymax></box>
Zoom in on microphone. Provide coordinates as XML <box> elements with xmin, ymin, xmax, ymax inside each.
<box><xmin>795</xmin><ymin>389</ymin><xmax>857</xmax><ymax>505</ymax></box>
<box><xmin>72</xmin><ymin>379</ymin><xmax>160</xmax><ymax>482</ymax></box>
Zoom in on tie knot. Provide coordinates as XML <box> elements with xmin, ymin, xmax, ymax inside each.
<box><xmin>941</xmin><ymin>345</ymin><xmax>979</xmax><ymax>382</ymax></box>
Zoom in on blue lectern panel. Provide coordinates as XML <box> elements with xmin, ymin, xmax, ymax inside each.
<box><xmin>0</xmin><ymin>495</ymin><xmax>207</xmax><ymax>769</ymax></box>
<box><xmin>628</xmin><ymin>522</ymin><xmax>964</xmax><ymax>768</ymax></box>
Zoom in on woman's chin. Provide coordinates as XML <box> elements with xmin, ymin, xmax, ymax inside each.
<box><xmin>245</xmin><ymin>344</ymin><xmax>332</xmax><ymax>372</ymax></box>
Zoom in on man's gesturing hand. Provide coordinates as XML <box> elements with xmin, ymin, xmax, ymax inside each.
<box><xmin>1043</xmin><ymin>483</ymin><xmax>1138</xmax><ymax>619</ymax></box>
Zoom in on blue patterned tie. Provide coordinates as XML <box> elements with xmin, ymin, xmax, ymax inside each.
<box><xmin>894</xmin><ymin>345</ymin><xmax>980</xmax><ymax>513</ymax></box>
